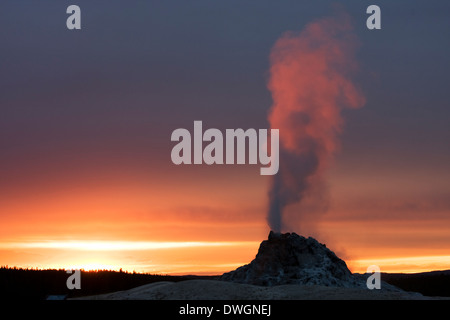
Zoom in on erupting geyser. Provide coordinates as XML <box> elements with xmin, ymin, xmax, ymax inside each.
<box><xmin>266</xmin><ymin>11</ymin><xmax>366</xmax><ymax>231</ymax></box>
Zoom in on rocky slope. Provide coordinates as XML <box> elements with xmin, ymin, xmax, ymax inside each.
<box><xmin>221</xmin><ymin>231</ymin><xmax>366</xmax><ymax>287</ymax></box>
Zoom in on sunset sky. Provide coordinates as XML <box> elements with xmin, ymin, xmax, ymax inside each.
<box><xmin>1</xmin><ymin>1</ymin><xmax>449</xmax><ymax>275</ymax></box>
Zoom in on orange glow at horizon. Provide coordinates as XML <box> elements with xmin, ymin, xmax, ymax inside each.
<box><xmin>348</xmin><ymin>255</ymin><xmax>450</xmax><ymax>274</ymax></box>
<box><xmin>0</xmin><ymin>239</ymin><xmax>261</xmax><ymax>275</ymax></box>
<box><xmin>1</xmin><ymin>149</ymin><xmax>450</xmax><ymax>276</ymax></box>
<box><xmin>1</xmin><ymin>239</ymin><xmax>450</xmax><ymax>275</ymax></box>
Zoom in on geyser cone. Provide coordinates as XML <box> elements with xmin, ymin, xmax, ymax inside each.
<box><xmin>221</xmin><ymin>231</ymin><xmax>365</xmax><ymax>287</ymax></box>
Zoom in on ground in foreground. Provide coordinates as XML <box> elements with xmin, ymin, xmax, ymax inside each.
<box><xmin>71</xmin><ymin>279</ymin><xmax>443</xmax><ymax>300</ymax></box>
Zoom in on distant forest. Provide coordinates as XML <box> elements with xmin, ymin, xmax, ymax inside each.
<box><xmin>0</xmin><ymin>266</ymin><xmax>216</xmax><ymax>300</ymax></box>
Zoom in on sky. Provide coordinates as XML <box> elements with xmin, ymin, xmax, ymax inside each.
<box><xmin>0</xmin><ymin>0</ymin><xmax>449</xmax><ymax>274</ymax></box>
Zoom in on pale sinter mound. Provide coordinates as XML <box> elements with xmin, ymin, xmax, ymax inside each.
<box><xmin>221</xmin><ymin>231</ymin><xmax>366</xmax><ymax>287</ymax></box>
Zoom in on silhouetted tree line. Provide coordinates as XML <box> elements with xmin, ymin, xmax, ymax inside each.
<box><xmin>0</xmin><ymin>266</ymin><xmax>216</xmax><ymax>300</ymax></box>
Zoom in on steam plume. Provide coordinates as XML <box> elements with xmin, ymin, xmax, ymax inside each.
<box><xmin>267</xmin><ymin>12</ymin><xmax>365</xmax><ymax>232</ymax></box>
